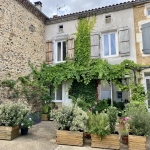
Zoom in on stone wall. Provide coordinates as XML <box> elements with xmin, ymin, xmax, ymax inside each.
<box><xmin>0</xmin><ymin>0</ymin><xmax>45</xmax><ymax>104</ymax></box>
<box><xmin>133</xmin><ymin>2</ymin><xmax>150</xmax><ymax>65</ymax></box>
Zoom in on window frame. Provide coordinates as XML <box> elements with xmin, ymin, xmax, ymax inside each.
<box><xmin>50</xmin><ymin>84</ymin><xmax>63</xmax><ymax>103</ymax></box>
<box><xmin>102</xmin><ymin>31</ymin><xmax>118</xmax><ymax>58</ymax></box>
<box><xmin>54</xmin><ymin>39</ymin><xmax>67</xmax><ymax>63</ymax></box>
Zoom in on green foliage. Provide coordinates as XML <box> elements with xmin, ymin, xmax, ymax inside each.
<box><xmin>53</xmin><ymin>105</ymin><xmax>88</xmax><ymax>131</ymax></box>
<box><xmin>90</xmin><ymin>100</ymin><xmax>108</xmax><ymax>114</ymax></box>
<box><xmin>107</xmin><ymin>106</ymin><xmax>118</xmax><ymax>134</ymax></box>
<box><xmin>87</xmin><ymin>112</ymin><xmax>110</xmax><ymax>139</ymax></box>
<box><xmin>74</xmin><ymin>17</ymin><xmax>96</xmax><ymax>67</ymax></box>
<box><xmin>20</xmin><ymin>117</ymin><xmax>33</xmax><ymax>129</ymax></box>
<box><xmin>0</xmin><ymin>79</ymin><xmax>16</xmax><ymax>90</ymax></box>
<box><xmin>0</xmin><ymin>102</ymin><xmax>30</xmax><ymax>126</ymax></box>
<box><xmin>126</xmin><ymin>105</ymin><xmax>150</xmax><ymax>136</ymax></box>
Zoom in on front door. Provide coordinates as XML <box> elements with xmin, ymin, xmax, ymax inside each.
<box><xmin>145</xmin><ymin>76</ymin><xmax>150</xmax><ymax>111</ymax></box>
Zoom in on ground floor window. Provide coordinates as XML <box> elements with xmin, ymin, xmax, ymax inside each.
<box><xmin>50</xmin><ymin>84</ymin><xmax>62</xmax><ymax>102</ymax></box>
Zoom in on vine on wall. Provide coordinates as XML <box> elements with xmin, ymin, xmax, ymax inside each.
<box><xmin>0</xmin><ymin>17</ymin><xmax>148</xmax><ymax>105</ymax></box>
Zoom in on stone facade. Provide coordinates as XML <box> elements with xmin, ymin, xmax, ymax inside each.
<box><xmin>0</xmin><ymin>0</ymin><xmax>45</xmax><ymax>80</ymax></box>
<box><xmin>133</xmin><ymin>2</ymin><xmax>150</xmax><ymax>65</ymax></box>
<box><xmin>0</xmin><ymin>0</ymin><xmax>45</xmax><ymax>105</ymax></box>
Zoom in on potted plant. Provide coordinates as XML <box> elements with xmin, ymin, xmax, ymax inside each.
<box><xmin>125</xmin><ymin>102</ymin><xmax>150</xmax><ymax>150</ymax></box>
<box><xmin>20</xmin><ymin>117</ymin><xmax>33</xmax><ymax>135</ymax></box>
<box><xmin>53</xmin><ymin>104</ymin><xmax>88</xmax><ymax>146</ymax></box>
<box><xmin>120</xmin><ymin>129</ymin><xmax>128</xmax><ymax>145</ymax></box>
<box><xmin>0</xmin><ymin>102</ymin><xmax>30</xmax><ymax>140</ymax></box>
<box><xmin>87</xmin><ymin>107</ymin><xmax>120</xmax><ymax>150</ymax></box>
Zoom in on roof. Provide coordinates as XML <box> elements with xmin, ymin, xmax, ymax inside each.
<box><xmin>16</xmin><ymin>0</ymin><xmax>49</xmax><ymax>23</ymax></box>
<box><xmin>45</xmin><ymin>0</ymin><xmax>150</xmax><ymax>25</ymax></box>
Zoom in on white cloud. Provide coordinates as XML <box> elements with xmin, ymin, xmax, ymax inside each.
<box><xmin>29</xmin><ymin>0</ymin><xmax>130</xmax><ymax>17</ymax></box>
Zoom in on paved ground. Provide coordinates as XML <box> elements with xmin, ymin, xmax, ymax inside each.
<box><xmin>0</xmin><ymin>121</ymin><xmax>111</xmax><ymax>150</ymax></box>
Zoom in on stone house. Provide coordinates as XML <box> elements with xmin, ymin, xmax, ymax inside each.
<box><xmin>45</xmin><ymin>1</ymin><xmax>139</xmax><ymax>105</ymax></box>
<box><xmin>1</xmin><ymin>0</ymin><xmax>150</xmax><ymax>108</ymax></box>
<box><xmin>133</xmin><ymin>0</ymin><xmax>150</xmax><ymax>111</ymax></box>
<box><xmin>0</xmin><ymin>0</ymin><xmax>48</xmax><ymax>102</ymax></box>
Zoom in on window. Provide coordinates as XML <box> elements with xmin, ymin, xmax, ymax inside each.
<box><xmin>102</xmin><ymin>32</ymin><xmax>117</xmax><ymax>57</ymax></box>
<box><xmin>105</xmin><ymin>15</ymin><xmax>111</xmax><ymax>24</ymax></box>
<box><xmin>50</xmin><ymin>84</ymin><xmax>62</xmax><ymax>102</ymax></box>
<box><xmin>59</xmin><ymin>25</ymin><xmax>63</xmax><ymax>33</ymax></box>
<box><xmin>55</xmin><ymin>40</ymin><xmax>66</xmax><ymax>62</ymax></box>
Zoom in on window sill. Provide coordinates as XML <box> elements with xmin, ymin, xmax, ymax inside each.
<box><xmin>102</xmin><ymin>55</ymin><xmax>118</xmax><ymax>58</ymax></box>
<box><xmin>55</xmin><ymin>61</ymin><xmax>66</xmax><ymax>64</ymax></box>
<box><xmin>52</xmin><ymin>100</ymin><xmax>62</xmax><ymax>103</ymax></box>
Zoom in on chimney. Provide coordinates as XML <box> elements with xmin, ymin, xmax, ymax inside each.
<box><xmin>34</xmin><ymin>1</ymin><xmax>42</xmax><ymax>11</ymax></box>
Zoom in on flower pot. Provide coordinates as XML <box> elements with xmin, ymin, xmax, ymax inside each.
<box><xmin>21</xmin><ymin>128</ymin><xmax>28</xmax><ymax>135</ymax></box>
<box><xmin>91</xmin><ymin>134</ymin><xmax>120</xmax><ymax>149</ymax></box>
<box><xmin>128</xmin><ymin>135</ymin><xmax>146</xmax><ymax>150</ymax></box>
<box><xmin>41</xmin><ymin>114</ymin><xmax>48</xmax><ymax>121</ymax></box>
<box><xmin>83</xmin><ymin>132</ymin><xmax>91</xmax><ymax>139</ymax></box>
<box><xmin>0</xmin><ymin>126</ymin><xmax>19</xmax><ymax>140</ymax></box>
<box><xmin>56</xmin><ymin>130</ymin><xmax>83</xmax><ymax>146</ymax></box>
<box><xmin>121</xmin><ymin>135</ymin><xmax>128</xmax><ymax>145</ymax></box>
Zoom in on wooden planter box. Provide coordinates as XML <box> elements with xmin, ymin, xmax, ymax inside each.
<box><xmin>91</xmin><ymin>134</ymin><xmax>120</xmax><ymax>149</ymax></box>
<box><xmin>129</xmin><ymin>135</ymin><xmax>146</xmax><ymax>150</ymax></box>
<box><xmin>41</xmin><ymin>114</ymin><xmax>48</xmax><ymax>121</ymax></box>
<box><xmin>56</xmin><ymin>130</ymin><xmax>83</xmax><ymax>146</ymax></box>
<box><xmin>0</xmin><ymin>126</ymin><xmax>19</xmax><ymax>140</ymax></box>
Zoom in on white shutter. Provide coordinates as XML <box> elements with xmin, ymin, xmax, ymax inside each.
<box><xmin>90</xmin><ymin>33</ymin><xmax>100</xmax><ymax>58</ymax></box>
<box><xmin>119</xmin><ymin>28</ymin><xmax>130</xmax><ymax>56</ymax></box>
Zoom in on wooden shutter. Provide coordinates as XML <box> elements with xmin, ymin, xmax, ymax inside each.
<box><xmin>141</xmin><ymin>22</ymin><xmax>150</xmax><ymax>54</ymax></box>
<box><xmin>46</xmin><ymin>40</ymin><xmax>53</xmax><ymax>64</ymax></box>
<box><xmin>67</xmin><ymin>37</ymin><xmax>74</xmax><ymax>60</ymax></box>
<box><xmin>119</xmin><ymin>28</ymin><xmax>130</xmax><ymax>56</ymax></box>
<box><xmin>90</xmin><ymin>33</ymin><xmax>100</xmax><ymax>58</ymax></box>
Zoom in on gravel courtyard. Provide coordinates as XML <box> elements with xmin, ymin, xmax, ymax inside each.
<box><xmin>0</xmin><ymin>121</ymin><xmax>112</xmax><ymax>150</ymax></box>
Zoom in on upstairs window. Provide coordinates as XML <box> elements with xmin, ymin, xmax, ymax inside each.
<box><xmin>58</xmin><ymin>25</ymin><xmax>63</xmax><ymax>33</ymax></box>
<box><xmin>105</xmin><ymin>15</ymin><xmax>111</xmax><ymax>24</ymax></box>
<box><xmin>102</xmin><ymin>32</ymin><xmax>117</xmax><ymax>57</ymax></box>
<box><xmin>55</xmin><ymin>40</ymin><xmax>66</xmax><ymax>62</ymax></box>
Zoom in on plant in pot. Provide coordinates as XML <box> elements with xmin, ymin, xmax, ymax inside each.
<box><xmin>120</xmin><ymin>129</ymin><xmax>129</xmax><ymax>145</ymax></box>
<box><xmin>0</xmin><ymin>101</ymin><xmax>30</xmax><ymax>140</ymax></box>
<box><xmin>20</xmin><ymin>117</ymin><xmax>33</xmax><ymax>135</ymax></box>
<box><xmin>40</xmin><ymin>90</ymin><xmax>51</xmax><ymax>121</ymax></box>
<box><xmin>124</xmin><ymin>102</ymin><xmax>150</xmax><ymax>149</ymax></box>
<box><xmin>53</xmin><ymin>104</ymin><xmax>88</xmax><ymax>146</ymax></box>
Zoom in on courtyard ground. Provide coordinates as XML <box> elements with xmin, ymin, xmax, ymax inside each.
<box><xmin>0</xmin><ymin>121</ymin><xmax>111</xmax><ymax>150</ymax></box>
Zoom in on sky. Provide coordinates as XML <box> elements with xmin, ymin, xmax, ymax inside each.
<box><xmin>29</xmin><ymin>0</ymin><xmax>131</xmax><ymax>18</ymax></box>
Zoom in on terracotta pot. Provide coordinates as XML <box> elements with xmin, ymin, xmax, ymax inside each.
<box><xmin>83</xmin><ymin>132</ymin><xmax>91</xmax><ymax>138</ymax></box>
<box><xmin>121</xmin><ymin>135</ymin><xmax>128</xmax><ymax>145</ymax></box>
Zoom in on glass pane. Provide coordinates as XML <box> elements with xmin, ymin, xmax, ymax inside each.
<box><xmin>146</xmin><ymin>79</ymin><xmax>150</xmax><ymax>108</ymax></box>
<box><xmin>104</xmin><ymin>34</ymin><xmax>109</xmax><ymax>56</ymax></box>
<box><xmin>110</xmin><ymin>33</ymin><xmax>116</xmax><ymax>55</ymax></box>
<box><xmin>57</xmin><ymin>42</ymin><xmax>61</xmax><ymax>61</ymax></box>
<box><xmin>63</xmin><ymin>42</ymin><xmax>66</xmax><ymax>61</ymax></box>
<box><xmin>50</xmin><ymin>85</ymin><xmax>55</xmax><ymax>100</ymax></box>
<box><xmin>56</xmin><ymin>84</ymin><xmax>62</xmax><ymax>100</ymax></box>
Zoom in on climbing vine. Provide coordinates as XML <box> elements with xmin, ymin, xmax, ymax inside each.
<box><xmin>0</xmin><ymin>17</ymin><xmax>148</xmax><ymax>105</ymax></box>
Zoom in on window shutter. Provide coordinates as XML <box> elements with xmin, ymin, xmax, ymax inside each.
<box><xmin>67</xmin><ymin>37</ymin><xmax>74</xmax><ymax>60</ymax></box>
<box><xmin>119</xmin><ymin>28</ymin><xmax>130</xmax><ymax>56</ymax></box>
<box><xmin>141</xmin><ymin>22</ymin><xmax>150</xmax><ymax>54</ymax></box>
<box><xmin>46</xmin><ymin>40</ymin><xmax>53</xmax><ymax>64</ymax></box>
<box><xmin>90</xmin><ymin>33</ymin><xmax>100</xmax><ymax>58</ymax></box>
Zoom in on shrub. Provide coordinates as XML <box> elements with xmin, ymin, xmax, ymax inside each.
<box><xmin>28</xmin><ymin>112</ymin><xmax>41</xmax><ymax>125</ymax></box>
<box><xmin>107</xmin><ymin>106</ymin><xmax>118</xmax><ymax>133</ymax></box>
<box><xmin>124</xmin><ymin>102</ymin><xmax>150</xmax><ymax>136</ymax></box>
<box><xmin>0</xmin><ymin>102</ymin><xmax>30</xmax><ymax>126</ymax></box>
<box><xmin>87</xmin><ymin>112</ymin><xmax>110</xmax><ymax>139</ymax></box>
<box><xmin>53</xmin><ymin>105</ymin><xmax>88</xmax><ymax>131</ymax></box>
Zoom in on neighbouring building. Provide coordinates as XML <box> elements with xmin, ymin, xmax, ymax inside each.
<box><xmin>133</xmin><ymin>0</ymin><xmax>150</xmax><ymax>111</ymax></box>
<box><xmin>0</xmin><ymin>0</ymin><xmax>48</xmax><ymax>102</ymax></box>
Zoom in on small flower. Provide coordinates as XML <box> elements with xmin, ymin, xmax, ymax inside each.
<box><xmin>21</xmin><ymin>123</ymin><xmax>24</xmax><ymax>126</ymax></box>
<box><xmin>29</xmin><ymin>118</ymin><xmax>32</xmax><ymax>120</ymax></box>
